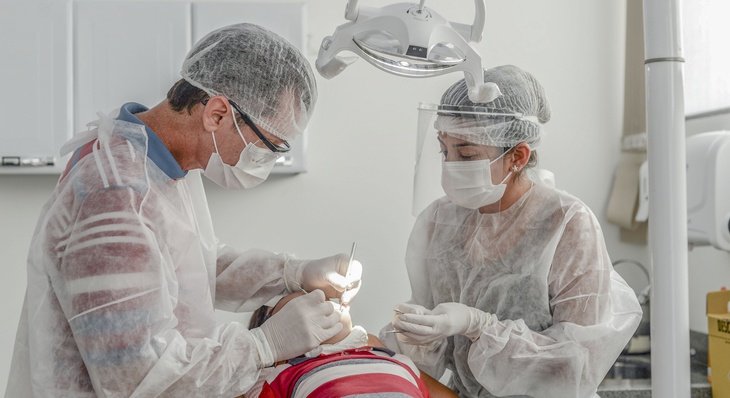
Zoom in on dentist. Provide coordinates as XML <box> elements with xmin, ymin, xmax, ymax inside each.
<box><xmin>382</xmin><ymin>65</ymin><xmax>641</xmax><ymax>398</ymax></box>
<box><xmin>6</xmin><ymin>23</ymin><xmax>361</xmax><ymax>398</ymax></box>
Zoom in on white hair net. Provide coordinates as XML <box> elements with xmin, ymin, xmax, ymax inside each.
<box><xmin>435</xmin><ymin>65</ymin><xmax>551</xmax><ymax>148</ymax></box>
<box><xmin>181</xmin><ymin>23</ymin><xmax>317</xmax><ymax>140</ymax></box>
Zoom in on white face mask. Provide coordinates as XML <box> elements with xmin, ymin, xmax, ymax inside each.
<box><xmin>203</xmin><ymin>116</ymin><xmax>280</xmax><ymax>189</ymax></box>
<box><xmin>441</xmin><ymin>152</ymin><xmax>512</xmax><ymax>209</ymax></box>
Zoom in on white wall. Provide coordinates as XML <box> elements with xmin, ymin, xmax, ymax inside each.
<box><xmin>0</xmin><ymin>0</ymin><xmax>673</xmax><ymax>393</ymax></box>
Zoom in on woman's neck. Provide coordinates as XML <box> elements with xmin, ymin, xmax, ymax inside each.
<box><xmin>478</xmin><ymin>176</ymin><xmax>533</xmax><ymax>214</ymax></box>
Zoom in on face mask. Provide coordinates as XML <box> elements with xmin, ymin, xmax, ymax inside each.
<box><xmin>203</xmin><ymin>116</ymin><xmax>280</xmax><ymax>189</ymax></box>
<box><xmin>441</xmin><ymin>152</ymin><xmax>512</xmax><ymax>209</ymax></box>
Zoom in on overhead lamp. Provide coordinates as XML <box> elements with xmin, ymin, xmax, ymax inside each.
<box><xmin>316</xmin><ymin>0</ymin><xmax>501</xmax><ymax>103</ymax></box>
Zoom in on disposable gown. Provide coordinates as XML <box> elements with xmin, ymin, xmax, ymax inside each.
<box><xmin>6</xmin><ymin>107</ymin><xmax>296</xmax><ymax>398</ymax></box>
<box><xmin>381</xmin><ymin>182</ymin><xmax>642</xmax><ymax>398</ymax></box>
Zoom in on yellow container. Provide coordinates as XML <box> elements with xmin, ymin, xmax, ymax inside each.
<box><xmin>707</xmin><ymin>290</ymin><xmax>730</xmax><ymax>396</ymax></box>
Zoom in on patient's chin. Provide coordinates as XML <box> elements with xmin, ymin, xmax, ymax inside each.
<box><xmin>322</xmin><ymin>323</ymin><xmax>353</xmax><ymax>345</ymax></box>
<box><xmin>322</xmin><ymin>303</ymin><xmax>353</xmax><ymax>345</ymax></box>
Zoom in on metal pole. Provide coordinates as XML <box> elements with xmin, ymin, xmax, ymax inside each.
<box><xmin>642</xmin><ymin>0</ymin><xmax>691</xmax><ymax>396</ymax></box>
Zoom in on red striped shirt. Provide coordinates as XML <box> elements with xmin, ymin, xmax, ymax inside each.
<box><xmin>260</xmin><ymin>348</ymin><xmax>430</xmax><ymax>398</ymax></box>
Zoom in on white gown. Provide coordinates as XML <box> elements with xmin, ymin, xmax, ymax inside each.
<box><xmin>5</xmin><ymin>109</ymin><xmax>293</xmax><ymax>398</ymax></box>
<box><xmin>381</xmin><ymin>182</ymin><xmax>642</xmax><ymax>398</ymax></box>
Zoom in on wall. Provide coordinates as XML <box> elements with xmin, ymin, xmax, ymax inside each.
<box><xmin>0</xmin><ymin>0</ymin><xmax>654</xmax><ymax>393</ymax></box>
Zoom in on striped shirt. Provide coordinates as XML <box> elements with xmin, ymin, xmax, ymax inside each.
<box><xmin>259</xmin><ymin>347</ymin><xmax>430</xmax><ymax>398</ymax></box>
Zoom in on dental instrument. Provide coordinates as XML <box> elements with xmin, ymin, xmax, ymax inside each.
<box><xmin>340</xmin><ymin>242</ymin><xmax>357</xmax><ymax>310</ymax></box>
<box><xmin>384</xmin><ymin>309</ymin><xmax>406</xmax><ymax>333</ymax></box>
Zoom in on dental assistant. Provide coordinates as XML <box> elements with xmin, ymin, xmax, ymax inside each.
<box><xmin>5</xmin><ymin>23</ymin><xmax>361</xmax><ymax>398</ymax></box>
<box><xmin>381</xmin><ymin>65</ymin><xmax>642</xmax><ymax>398</ymax></box>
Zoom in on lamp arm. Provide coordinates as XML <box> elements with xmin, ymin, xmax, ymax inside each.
<box><xmin>450</xmin><ymin>0</ymin><xmax>486</xmax><ymax>43</ymax></box>
<box><xmin>471</xmin><ymin>0</ymin><xmax>485</xmax><ymax>42</ymax></box>
<box><xmin>345</xmin><ymin>0</ymin><xmax>359</xmax><ymax>21</ymax></box>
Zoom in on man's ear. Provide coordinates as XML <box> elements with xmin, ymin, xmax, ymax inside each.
<box><xmin>201</xmin><ymin>96</ymin><xmax>232</xmax><ymax>132</ymax></box>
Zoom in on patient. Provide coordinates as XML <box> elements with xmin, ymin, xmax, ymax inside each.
<box><xmin>244</xmin><ymin>292</ymin><xmax>458</xmax><ymax>398</ymax></box>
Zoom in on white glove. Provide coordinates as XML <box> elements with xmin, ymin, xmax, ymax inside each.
<box><xmin>393</xmin><ymin>302</ymin><xmax>493</xmax><ymax>345</ymax></box>
<box><xmin>390</xmin><ymin>303</ymin><xmax>446</xmax><ymax>351</ymax></box>
<box><xmin>288</xmin><ymin>253</ymin><xmax>363</xmax><ymax>305</ymax></box>
<box><xmin>392</xmin><ymin>302</ymin><xmax>432</xmax><ymax>323</ymax></box>
<box><xmin>253</xmin><ymin>290</ymin><xmax>343</xmax><ymax>365</ymax></box>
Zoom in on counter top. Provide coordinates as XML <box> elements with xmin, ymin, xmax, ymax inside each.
<box><xmin>596</xmin><ymin>331</ymin><xmax>711</xmax><ymax>398</ymax></box>
<box><xmin>598</xmin><ymin>372</ymin><xmax>710</xmax><ymax>398</ymax></box>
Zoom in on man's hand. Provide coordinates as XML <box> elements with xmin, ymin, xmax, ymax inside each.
<box><xmin>294</xmin><ymin>253</ymin><xmax>363</xmax><ymax>304</ymax></box>
<box><xmin>256</xmin><ymin>290</ymin><xmax>343</xmax><ymax>363</ymax></box>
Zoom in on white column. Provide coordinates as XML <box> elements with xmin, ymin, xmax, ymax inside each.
<box><xmin>642</xmin><ymin>0</ymin><xmax>691</xmax><ymax>396</ymax></box>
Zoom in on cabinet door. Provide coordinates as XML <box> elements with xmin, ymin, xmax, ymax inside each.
<box><xmin>74</xmin><ymin>1</ymin><xmax>191</xmax><ymax>134</ymax></box>
<box><xmin>193</xmin><ymin>2</ymin><xmax>308</xmax><ymax>174</ymax></box>
<box><xmin>0</xmin><ymin>0</ymin><xmax>72</xmax><ymax>174</ymax></box>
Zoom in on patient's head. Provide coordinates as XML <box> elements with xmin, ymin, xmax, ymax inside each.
<box><xmin>249</xmin><ymin>292</ymin><xmax>354</xmax><ymax>346</ymax></box>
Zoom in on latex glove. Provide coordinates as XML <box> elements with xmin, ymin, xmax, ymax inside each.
<box><xmin>393</xmin><ymin>302</ymin><xmax>493</xmax><ymax>345</ymax></box>
<box><xmin>390</xmin><ymin>303</ymin><xmax>443</xmax><ymax>348</ymax></box>
<box><xmin>289</xmin><ymin>253</ymin><xmax>363</xmax><ymax>305</ymax></box>
<box><xmin>253</xmin><ymin>290</ymin><xmax>343</xmax><ymax>365</ymax></box>
<box><xmin>392</xmin><ymin>302</ymin><xmax>432</xmax><ymax>323</ymax></box>
<box><xmin>387</xmin><ymin>303</ymin><xmax>448</xmax><ymax>371</ymax></box>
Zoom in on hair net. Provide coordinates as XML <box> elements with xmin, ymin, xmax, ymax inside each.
<box><xmin>435</xmin><ymin>65</ymin><xmax>551</xmax><ymax>148</ymax></box>
<box><xmin>181</xmin><ymin>23</ymin><xmax>317</xmax><ymax>140</ymax></box>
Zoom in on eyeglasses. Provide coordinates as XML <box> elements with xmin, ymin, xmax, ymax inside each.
<box><xmin>202</xmin><ymin>98</ymin><xmax>291</xmax><ymax>153</ymax></box>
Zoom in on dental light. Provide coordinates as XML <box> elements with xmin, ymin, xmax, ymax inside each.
<box><xmin>316</xmin><ymin>0</ymin><xmax>501</xmax><ymax>103</ymax></box>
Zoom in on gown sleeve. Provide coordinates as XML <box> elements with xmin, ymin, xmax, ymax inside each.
<box><xmin>52</xmin><ymin>185</ymin><xmax>267</xmax><ymax>397</ymax></box>
<box><xmin>214</xmin><ymin>243</ymin><xmax>293</xmax><ymax>313</ymax></box>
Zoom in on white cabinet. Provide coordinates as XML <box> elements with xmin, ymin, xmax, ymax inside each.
<box><xmin>74</xmin><ymin>1</ymin><xmax>191</xmax><ymax>135</ymax></box>
<box><xmin>0</xmin><ymin>1</ymin><xmax>308</xmax><ymax>175</ymax></box>
<box><xmin>0</xmin><ymin>0</ymin><xmax>72</xmax><ymax>174</ymax></box>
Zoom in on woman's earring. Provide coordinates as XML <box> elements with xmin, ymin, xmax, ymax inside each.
<box><xmin>511</xmin><ymin>165</ymin><xmax>519</xmax><ymax>172</ymax></box>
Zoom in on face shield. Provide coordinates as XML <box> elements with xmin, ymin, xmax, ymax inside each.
<box><xmin>413</xmin><ymin>103</ymin><xmax>523</xmax><ymax>217</ymax></box>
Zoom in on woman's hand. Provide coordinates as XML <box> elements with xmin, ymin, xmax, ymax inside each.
<box><xmin>394</xmin><ymin>302</ymin><xmax>493</xmax><ymax>345</ymax></box>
